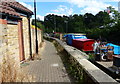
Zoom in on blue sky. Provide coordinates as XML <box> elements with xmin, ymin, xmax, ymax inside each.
<box><xmin>17</xmin><ymin>0</ymin><xmax>119</xmax><ymax>21</ymax></box>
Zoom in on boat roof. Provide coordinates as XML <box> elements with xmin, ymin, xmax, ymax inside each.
<box><xmin>73</xmin><ymin>39</ymin><xmax>94</xmax><ymax>41</ymax></box>
<box><xmin>66</xmin><ymin>33</ymin><xmax>86</xmax><ymax>35</ymax></box>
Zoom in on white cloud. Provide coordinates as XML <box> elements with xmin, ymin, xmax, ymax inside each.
<box><xmin>51</xmin><ymin>5</ymin><xmax>73</xmax><ymax>16</ymax></box>
<box><xmin>66</xmin><ymin>0</ymin><xmax>114</xmax><ymax>15</ymax></box>
<box><xmin>68</xmin><ymin>8</ymin><xmax>73</xmax><ymax>15</ymax></box>
<box><xmin>31</xmin><ymin>15</ymin><xmax>44</xmax><ymax>21</ymax></box>
<box><xmin>81</xmin><ymin>7</ymin><xmax>102</xmax><ymax>15</ymax></box>
<box><xmin>19</xmin><ymin>2</ymin><xmax>34</xmax><ymax>12</ymax></box>
<box><xmin>109</xmin><ymin>0</ymin><xmax>119</xmax><ymax>2</ymax></box>
<box><xmin>36</xmin><ymin>15</ymin><xmax>44</xmax><ymax>21</ymax></box>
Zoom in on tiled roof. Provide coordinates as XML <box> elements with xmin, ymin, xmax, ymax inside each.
<box><xmin>0</xmin><ymin>0</ymin><xmax>33</xmax><ymax>17</ymax></box>
<box><xmin>0</xmin><ymin>5</ymin><xmax>20</xmax><ymax>17</ymax></box>
<box><xmin>0</xmin><ymin>0</ymin><xmax>16</xmax><ymax>2</ymax></box>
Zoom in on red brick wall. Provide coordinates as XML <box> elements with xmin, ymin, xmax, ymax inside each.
<box><xmin>0</xmin><ymin>19</ymin><xmax>7</xmax><ymax>24</ymax></box>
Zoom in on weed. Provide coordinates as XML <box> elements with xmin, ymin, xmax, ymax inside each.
<box><xmin>0</xmin><ymin>56</ymin><xmax>35</xmax><ymax>82</ymax></box>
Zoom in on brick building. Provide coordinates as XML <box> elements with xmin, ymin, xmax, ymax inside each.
<box><xmin>0</xmin><ymin>0</ymin><xmax>41</xmax><ymax>63</ymax></box>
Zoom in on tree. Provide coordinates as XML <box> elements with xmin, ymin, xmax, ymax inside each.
<box><xmin>107</xmin><ymin>6</ymin><xmax>120</xmax><ymax>23</ymax></box>
<box><xmin>84</xmin><ymin>13</ymin><xmax>96</xmax><ymax>29</ymax></box>
<box><xmin>32</xmin><ymin>19</ymin><xmax>45</xmax><ymax>30</ymax></box>
<box><xmin>95</xmin><ymin>11</ymin><xmax>111</xmax><ymax>27</ymax></box>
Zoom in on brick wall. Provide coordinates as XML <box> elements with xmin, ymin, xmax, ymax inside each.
<box><xmin>0</xmin><ymin>19</ymin><xmax>7</xmax><ymax>24</ymax></box>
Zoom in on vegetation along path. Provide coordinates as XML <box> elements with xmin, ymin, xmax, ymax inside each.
<box><xmin>22</xmin><ymin>40</ymin><xmax>72</xmax><ymax>82</ymax></box>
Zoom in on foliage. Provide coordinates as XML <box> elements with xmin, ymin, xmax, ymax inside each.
<box><xmin>32</xmin><ymin>19</ymin><xmax>45</xmax><ymax>31</ymax></box>
<box><xmin>44</xmin><ymin>11</ymin><xmax>111</xmax><ymax>33</ymax></box>
<box><xmin>108</xmin><ymin>6</ymin><xmax>120</xmax><ymax>23</ymax></box>
<box><xmin>43</xmin><ymin>6</ymin><xmax>120</xmax><ymax>44</ymax></box>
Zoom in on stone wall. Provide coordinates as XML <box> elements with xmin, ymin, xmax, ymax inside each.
<box><xmin>0</xmin><ymin>17</ymin><xmax>42</xmax><ymax>63</ymax></box>
<box><xmin>31</xmin><ymin>27</ymin><xmax>36</xmax><ymax>55</ymax></box>
<box><xmin>21</xmin><ymin>16</ymin><xmax>30</xmax><ymax>60</ymax></box>
<box><xmin>7</xmin><ymin>24</ymin><xmax>20</xmax><ymax>62</ymax></box>
<box><xmin>0</xmin><ymin>24</ymin><xmax>8</xmax><ymax>63</ymax></box>
<box><xmin>21</xmin><ymin>16</ymin><xmax>43</xmax><ymax>60</ymax></box>
<box><xmin>31</xmin><ymin>26</ymin><xmax>42</xmax><ymax>56</ymax></box>
<box><xmin>37</xmin><ymin>29</ymin><xmax>42</xmax><ymax>47</ymax></box>
<box><xmin>0</xmin><ymin>23</ymin><xmax>20</xmax><ymax>63</ymax></box>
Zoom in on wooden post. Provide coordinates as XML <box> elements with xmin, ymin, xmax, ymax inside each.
<box><xmin>60</xmin><ymin>33</ymin><xmax>63</xmax><ymax>40</ymax></box>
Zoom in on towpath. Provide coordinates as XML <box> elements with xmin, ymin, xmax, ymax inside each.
<box><xmin>22</xmin><ymin>40</ymin><xmax>72</xmax><ymax>82</ymax></box>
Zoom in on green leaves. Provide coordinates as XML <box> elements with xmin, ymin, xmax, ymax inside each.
<box><xmin>32</xmin><ymin>19</ymin><xmax>45</xmax><ymax>31</ymax></box>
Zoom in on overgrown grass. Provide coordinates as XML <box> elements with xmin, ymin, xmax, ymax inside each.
<box><xmin>53</xmin><ymin>40</ymin><xmax>85</xmax><ymax>83</ymax></box>
<box><xmin>88</xmin><ymin>53</ymin><xmax>95</xmax><ymax>62</ymax></box>
<box><xmin>0</xmin><ymin>56</ymin><xmax>35</xmax><ymax>83</ymax></box>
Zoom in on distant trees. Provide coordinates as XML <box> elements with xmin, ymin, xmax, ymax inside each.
<box><xmin>44</xmin><ymin>10</ymin><xmax>111</xmax><ymax>33</ymax></box>
<box><xmin>32</xmin><ymin>19</ymin><xmax>45</xmax><ymax>30</ymax></box>
<box><xmin>95</xmin><ymin>11</ymin><xmax>111</xmax><ymax>27</ymax></box>
<box><xmin>44</xmin><ymin>14</ymin><xmax>86</xmax><ymax>33</ymax></box>
<box><xmin>44</xmin><ymin>15</ymin><xmax>69</xmax><ymax>33</ymax></box>
<box><xmin>43</xmin><ymin>6</ymin><xmax>120</xmax><ymax>44</ymax></box>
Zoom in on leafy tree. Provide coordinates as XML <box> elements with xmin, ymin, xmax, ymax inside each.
<box><xmin>108</xmin><ymin>6</ymin><xmax>120</xmax><ymax>22</ymax></box>
<box><xmin>95</xmin><ymin>11</ymin><xmax>111</xmax><ymax>27</ymax></box>
<box><xmin>84</xmin><ymin>13</ymin><xmax>96</xmax><ymax>29</ymax></box>
<box><xmin>32</xmin><ymin>19</ymin><xmax>45</xmax><ymax>31</ymax></box>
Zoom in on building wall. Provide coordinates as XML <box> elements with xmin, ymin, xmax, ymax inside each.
<box><xmin>0</xmin><ymin>23</ymin><xmax>8</xmax><ymax>63</ymax></box>
<box><xmin>21</xmin><ymin>16</ymin><xmax>30</xmax><ymax>60</ymax></box>
<box><xmin>31</xmin><ymin>27</ymin><xmax>36</xmax><ymax>55</ymax></box>
<box><xmin>31</xmin><ymin>26</ymin><xmax>42</xmax><ymax>56</ymax></box>
<box><xmin>37</xmin><ymin>29</ymin><xmax>42</xmax><ymax>47</ymax></box>
<box><xmin>0</xmin><ymin>20</ymin><xmax>20</xmax><ymax>63</ymax></box>
<box><xmin>0</xmin><ymin>19</ymin><xmax>7</xmax><ymax>24</ymax></box>
<box><xmin>7</xmin><ymin>24</ymin><xmax>20</xmax><ymax>62</ymax></box>
<box><xmin>0</xmin><ymin>16</ymin><xmax>42</xmax><ymax>63</ymax></box>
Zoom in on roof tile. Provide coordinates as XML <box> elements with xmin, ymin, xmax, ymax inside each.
<box><xmin>0</xmin><ymin>5</ymin><xmax>20</xmax><ymax>17</ymax></box>
<box><xmin>0</xmin><ymin>0</ymin><xmax>33</xmax><ymax>17</ymax></box>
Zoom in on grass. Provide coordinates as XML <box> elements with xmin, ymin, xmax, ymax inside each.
<box><xmin>88</xmin><ymin>53</ymin><xmax>96</xmax><ymax>62</ymax></box>
<box><xmin>0</xmin><ymin>56</ymin><xmax>35</xmax><ymax>82</ymax></box>
<box><xmin>52</xmin><ymin>40</ymin><xmax>85</xmax><ymax>83</ymax></box>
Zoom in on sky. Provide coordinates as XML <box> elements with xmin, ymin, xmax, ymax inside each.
<box><xmin>16</xmin><ymin>0</ymin><xmax>119</xmax><ymax>21</ymax></box>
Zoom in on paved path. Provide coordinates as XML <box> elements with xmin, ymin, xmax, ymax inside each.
<box><xmin>23</xmin><ymin>40</ymin><xmax>71</xmax><ymax>82</ymax></box>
